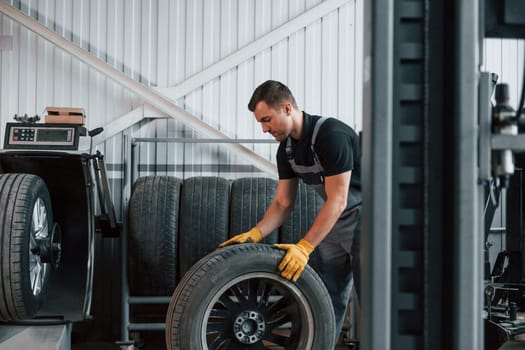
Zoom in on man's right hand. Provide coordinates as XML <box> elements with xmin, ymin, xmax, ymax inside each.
<box><xmin>218</xmin><ymin>227</ymin><xmax>263</xmax><ymax>248</ymax></box>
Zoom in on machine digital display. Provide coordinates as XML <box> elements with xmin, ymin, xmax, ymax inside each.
<box><xmin>3</xmin><ymin>123</ymin><xmax>86</xmax><ymax>150</ymax></box>
<box><xmin>36</xmin><ymin>128</ymin><xmax>71</xmax><ymax>142</ymax></box>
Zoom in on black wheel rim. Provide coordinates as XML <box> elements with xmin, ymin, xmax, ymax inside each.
<box><xmin>202</xmin><ymin>272</ymin><xmax>314</xmax><ymax>350</ymax></box>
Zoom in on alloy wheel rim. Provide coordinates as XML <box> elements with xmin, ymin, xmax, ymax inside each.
<box><xmin>29</xmin><ymin>197</ymin><xmax>49</xmax><ymax>296</ymax></box>
<box><xmin>202</xmin><ymin>272</ymin><xmax>314</xmax><ymax>349</ymax></box>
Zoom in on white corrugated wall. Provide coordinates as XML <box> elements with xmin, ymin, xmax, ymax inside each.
<box><xmin>0</xmin><ymin>0</ymin><xmax>363</xmax><ymax>188</ymax></box>
<box><xmin>482</xmin><ymin>38</ymin><xmax>524</xmax><ymax>264</ymax></box>
<box><xmin>483</xmin><ymin>38</ymin><xmax>525</xmax><ymax>111</ymax></box>
<box><xmin>3</xmin><ymin>1</ymin><xmax>524</xmax><ymax>217</ymax></box>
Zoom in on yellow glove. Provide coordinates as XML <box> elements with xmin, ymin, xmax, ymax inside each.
<box><xmin>218</xmin><ymin>227</ymin><xmax>263</xmax><ymax>248</ymax></box>
<box><xmin>273</xmin><ymin>239</ymin><xmax>314</xmax><ymax>282</ymax></box>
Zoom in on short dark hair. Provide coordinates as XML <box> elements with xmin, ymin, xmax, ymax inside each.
<box><xmin>248</xmin><ymin>80</ymin><xmax>298</xmax><ymax>112</ymax></box>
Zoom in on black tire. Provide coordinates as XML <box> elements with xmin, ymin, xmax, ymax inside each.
<box><xmin>165</xmin><ymin>244</ymin><xmax>336</xmax><ymax>349</ymax></box>
<box><xmin>230</xmin><ymin>177</ymin><xmax>277</xmax><ymax>244</ymax></box>
<box><xmin>0</xmin><ymin>173</ymin><xmax>53</xmax><ymax>321</ymax></box>
<box><xmin>280</xmin><ymin>182</ymin><xmax>325</xmax><ymax>243</ymax></box>
<box><xmin>128</xmin><ymin>176</ymin><xmax>182</xmax><ymax>296</ymax></box>
<box><xmin>179</xmin><ymin>176</ymin><xmax>230</xmax><ymax>278</ymax></box>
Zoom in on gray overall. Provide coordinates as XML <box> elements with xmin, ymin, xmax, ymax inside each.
<box><xmin>285</xmin><ymin>117</ymin><xmax>361</xmax><ymax>336</ymax></box>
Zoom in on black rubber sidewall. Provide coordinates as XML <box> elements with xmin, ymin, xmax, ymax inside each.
<box><xmin>179</xmin><ymin>176</ymin><xmax>230</xmax><ymax>278</ymax></box>
<box><xmin>165</xmin><ymin>244</ymin><xmax>336</xmax><ymax>350</ymax></box>
<box><xmin>230</xmin><ymin>178</ymin><xmax>278</xmax><ymax>244</ymax></box>
<box><xmin>128</xmin><ymin>176</ymin><xmax>181</xmax><ymax>296</ymax></box>
<box><xmin>280</xmin><ymin>182</ymin><xmax>324</xmax><ymax>243</ymax></box>
<box><xmin>0</xmin><ymin>173</ymin><xmax>53</xmax><ymax>321</ymax></box>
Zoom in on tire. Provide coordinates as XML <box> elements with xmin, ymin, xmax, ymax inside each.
<box><xmin>0</xmin><ymin>173</ymin><xmax>53</xmax><ymax>321</ymax></box>
<box><xmin>128</xmin><ymin>176</ymin><xmax>182</xmax><ymax>296</ymax></box>
<box><xmin>280</xmin><ymin>182</ymin><xmax>325</xmax><ymax>243</ymax></box>
<box><xmin>165</xmin><ymin>244</ymin><xmax>336</xmax><ymax>350</ymax></box>
<box><xmin>179</xmin><ymin>176</ymin><xmax>230</xmax><ymax>278</ymax></box>
<box><xmin>230</xmin><ymin>178</ymin><xmax>277</xmax><ymax>244</ymax></box>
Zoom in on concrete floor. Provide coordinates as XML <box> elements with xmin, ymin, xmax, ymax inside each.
<box><xmin>71</xmin><ymin>334</ymin><xmax>358</xmax><ymax>350</ymax></box>
<box><xmin>72</xmin><ymin>342</ymin><xmax>122</xmax><ymax>350</ymax></box>
<box><xmin>69</xmin><ymin>320</ymin><xmax>359</xmax><ymax>350</ymax></box>
<box><xmin>71</xmin><ymin>343</ymin><xmax>357</xmax><ymax>350</ymax></box>
<box><xmin>0</xmin><ymin>320</ymin><xmax>357</xmax><ymax>349</ymax></box>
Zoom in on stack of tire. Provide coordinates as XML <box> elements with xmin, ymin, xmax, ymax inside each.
<box><xmin>128</xmin><ymin>176</ymin><xmax>336</xmax><ymax>350</ymax></box>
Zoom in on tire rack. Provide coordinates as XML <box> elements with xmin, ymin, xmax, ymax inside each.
<box><xmin>118</xmin><ymin>136</ymin><xmax>277</xmax><ymax>348</ymax></box>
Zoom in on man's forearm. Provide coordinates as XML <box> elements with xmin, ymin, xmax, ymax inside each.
<box><xmin>303</xmin><ymin>197</ymin><xmax>346</xmax><ymax>247</ymax></box>
<box><xmin>256</xmin><ymin>200</ymin><xmax>293</xmax><ymax>237</ymax></box>
<box><xmin>302</xmin><ymin>171</ymin><xmax>351</xmax><ymax>247</ymax></box>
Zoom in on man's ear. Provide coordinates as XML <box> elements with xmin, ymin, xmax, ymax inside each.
<box><xmin>284</xmin><ymin>102</ymin><xmax>292</xmax><ymax>116</ymax></box>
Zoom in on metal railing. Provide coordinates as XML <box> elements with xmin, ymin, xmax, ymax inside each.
<box><xmin>119</xmin><ymin>135</ymin><xmax>278</xmax><ymax>347</ymax></box>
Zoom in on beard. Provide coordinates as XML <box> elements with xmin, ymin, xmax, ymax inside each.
<box><xmin>271</xmin><ymin>131</ymin><xmax>287</xmax><ymax>142</ymax></box>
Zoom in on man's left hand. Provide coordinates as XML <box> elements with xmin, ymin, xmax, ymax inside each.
<box><xmin>273</xmin><ymin>239</ymin><xmax>314</xmax><ymax>282</ymax></box>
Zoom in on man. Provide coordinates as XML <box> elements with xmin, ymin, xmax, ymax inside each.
<box><xmin>219</xmin><ymin>80</ymin><xmax>362</xmax><ymax>338</ymax></box>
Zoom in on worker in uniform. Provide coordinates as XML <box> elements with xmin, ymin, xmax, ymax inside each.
<box><xmin>219</xmin><ymin>80</ymin><xmax>362</xmax><ymax>340</ymax></box>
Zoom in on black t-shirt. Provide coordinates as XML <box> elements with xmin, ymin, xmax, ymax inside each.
<box><xmin>276</xmin><ymin>112</ymin><xmax>361</xmax><ymax>190</ymax></box>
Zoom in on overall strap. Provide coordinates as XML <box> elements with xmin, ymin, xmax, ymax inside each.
<box><xmin>310</xmin><ymin>117</ymin><xmax>329</xmax><ymax>166</ymax></box>
<box><xmin>285</xmin><ymin>117</ymin><xmax>329</xmax><ymax>184</ymax></box>
<box><xmin>286</xmin><ymin>117</ymin><xmax>329</xmax><ymax>159</ymax></box>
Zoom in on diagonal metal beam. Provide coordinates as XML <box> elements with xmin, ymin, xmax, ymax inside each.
<box><xmin>0</xmin><ymin>2</ymin><xmax>277</xmax><ymax>176</ymax></box>
<box><xmin>78</xmin><ymin>104</ymin><xmax>167</xmax><ymax>150</ymax></box>
<box><xmin>79</xmin><ymin>104</ymin><xmax>170</xmax><ymax>150</ymax></box>
<box><xmin>155</xmin><ymin>0</ymin><xmax>350</xmax><ymax>100</ymax></box>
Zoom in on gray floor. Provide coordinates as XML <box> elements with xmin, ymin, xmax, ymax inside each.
<box><xmin>72</xmin><ymin>342</ymin><xmax>122</xmax><ymax>350</ymax></box>
<box><xmin>71</xmin><ymin>343</ymin><xmax>356</xmax><ymax>350</ymax></box>
<box><xmin>71</xmin><ymin>335</ymin><xmax>358</xmax><ymax>350</ymax></box>
<box><xmin>0</xmin><ymin>322</ymin><xmax>357</xmax><ymax>349</ymax></box>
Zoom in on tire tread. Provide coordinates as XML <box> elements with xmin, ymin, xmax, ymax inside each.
<box><xmin>128</xmin><ymin>176</ymin><xmax>182</xmax><ymax>296</ymax></box>
<box><xmin>0</xmin><ymin>173</ymin><xmax>52</xmax><ymax>321</ymax></box>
